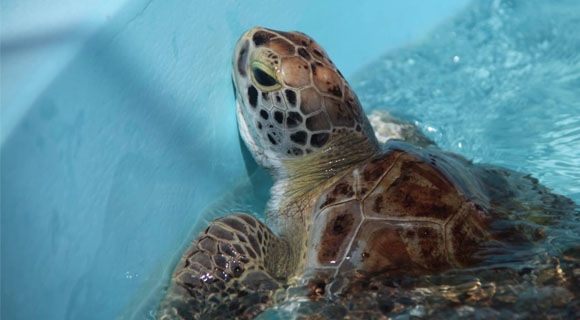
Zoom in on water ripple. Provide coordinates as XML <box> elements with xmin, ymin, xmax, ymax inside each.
<box><xmin>353</xmin><ymin>0</ymin><xmax>580</xmax><ymax>203</ymax></box>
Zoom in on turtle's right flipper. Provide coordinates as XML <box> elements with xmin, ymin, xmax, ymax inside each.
<box><xmin>157</xmin><ymin>213</ymin><xmax>291</xmax><ymax>320</ymax></box>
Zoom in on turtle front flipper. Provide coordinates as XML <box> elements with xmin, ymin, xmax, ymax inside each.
<box><xmin>157</xmin><ymin>213</ymin><xmax>292</xmax><ymax>320</ymax></box>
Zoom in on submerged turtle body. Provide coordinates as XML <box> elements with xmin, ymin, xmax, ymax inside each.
<box><xmin>157</xmin><ymin>27</ymin><xmax>576</xmax><ymax>319</ymax></box>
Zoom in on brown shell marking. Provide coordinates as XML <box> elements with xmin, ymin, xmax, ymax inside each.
<box><xmin>317</xmin><ymin>173</ymin><xmax>357</xmax><ymax>210</ymax></box>
<box><xmin>355</xmin><ymin>221</ymin><xmax>448</xmax><ymax>272</ymax></box>
<box><xmin>309</xmin><ymin>149</ymin><xmax>491</xmax><ymax>274</ymax></box>
<box><xmin>364</xmin><ymin>152</ymin><xmax>464</xmax><ymax>220</ymax></box>
<box><xmin>316</xmin><ymin>201</ymin><xmax>362</xmax><ymax>265</ymax></box>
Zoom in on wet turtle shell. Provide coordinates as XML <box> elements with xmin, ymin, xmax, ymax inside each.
<box><xmin>306</xmin><ymin>142</ymin><xmax>492</xmax><ymax>277</ymax></box>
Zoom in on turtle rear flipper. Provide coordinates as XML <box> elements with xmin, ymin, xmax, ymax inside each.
<box><xmin>474</xmin><ymin>165</ymin><xmax>577</xmax><ymax>223</ymax></box>
<box><xmin>157</xmin><ymin>213</ymin><xmax>291</xmax><ymax>320</ymax></box>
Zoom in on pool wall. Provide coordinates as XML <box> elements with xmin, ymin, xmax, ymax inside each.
<box><xmin>1</xmin><ymin>1</ymin><xmax>466</xmax><ymax>319</ymax></box>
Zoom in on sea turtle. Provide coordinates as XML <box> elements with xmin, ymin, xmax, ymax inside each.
<box><xmin>156</xmin><ymin>27</ymin><xmax>576</xmax><ymax>319</ymax></box>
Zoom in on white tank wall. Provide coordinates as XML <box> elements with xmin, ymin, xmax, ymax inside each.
<box><xmin>0</xmin><ymin>1</ymin><xmax>466</xmax><ymax>319</ymax></box>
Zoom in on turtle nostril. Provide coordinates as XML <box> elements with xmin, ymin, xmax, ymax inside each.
<box><xmin>237</xmin><ymin>40</ymin><xmax>249</xmax><ymax>77</ymax></box>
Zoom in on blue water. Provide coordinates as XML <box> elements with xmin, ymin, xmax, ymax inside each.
<box><xmin>353</xmin><ymin>0</ymin><xmax>580</xmax><ymax>206</ymax></box>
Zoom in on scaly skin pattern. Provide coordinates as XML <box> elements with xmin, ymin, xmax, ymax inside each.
<box><xmin>231</xmin><ymin>27</ymin><xmax>379</xmax><ymax>170</ymax></box>
<box><xmin>157</xmin><ymin>213</ymin><xmax>290</xmax><ymax>319</ymax></box>
<box><xmin>156</xmin><ymin>27</ymin><xmax>578</xmax><ymax>319</ymax></box>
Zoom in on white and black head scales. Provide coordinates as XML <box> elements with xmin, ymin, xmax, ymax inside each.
<box><xmin>232</xmin><ymin>27</ymin><xmax>377</xmax><ymax>171</ymax></box>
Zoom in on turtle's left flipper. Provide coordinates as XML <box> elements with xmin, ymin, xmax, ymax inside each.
<box><xmin>157</xmin><ymin>213</ymin><xmax>291</xmax><ymax>320</ymax></box>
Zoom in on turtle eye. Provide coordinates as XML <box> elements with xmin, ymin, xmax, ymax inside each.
<box><xmin>249</xmin><ymin>59</ymin><xmax>281</xmax><ymax>92</ymax></box>
<box><xmin>252</xmin><ymin>67</ymin><xmax>278</xmax><ymax>87</ymax></box>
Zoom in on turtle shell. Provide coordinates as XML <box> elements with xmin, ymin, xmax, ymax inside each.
<box><xmin>306</xmin><ymin>143</ymin><xmax>493</xmax><ymax>276</ymax></box>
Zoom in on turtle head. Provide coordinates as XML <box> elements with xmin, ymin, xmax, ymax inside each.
<box><xmin>232</xmin><ymin>27</ymin><xmax>379</xmax><ymax>178</ymax></box>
